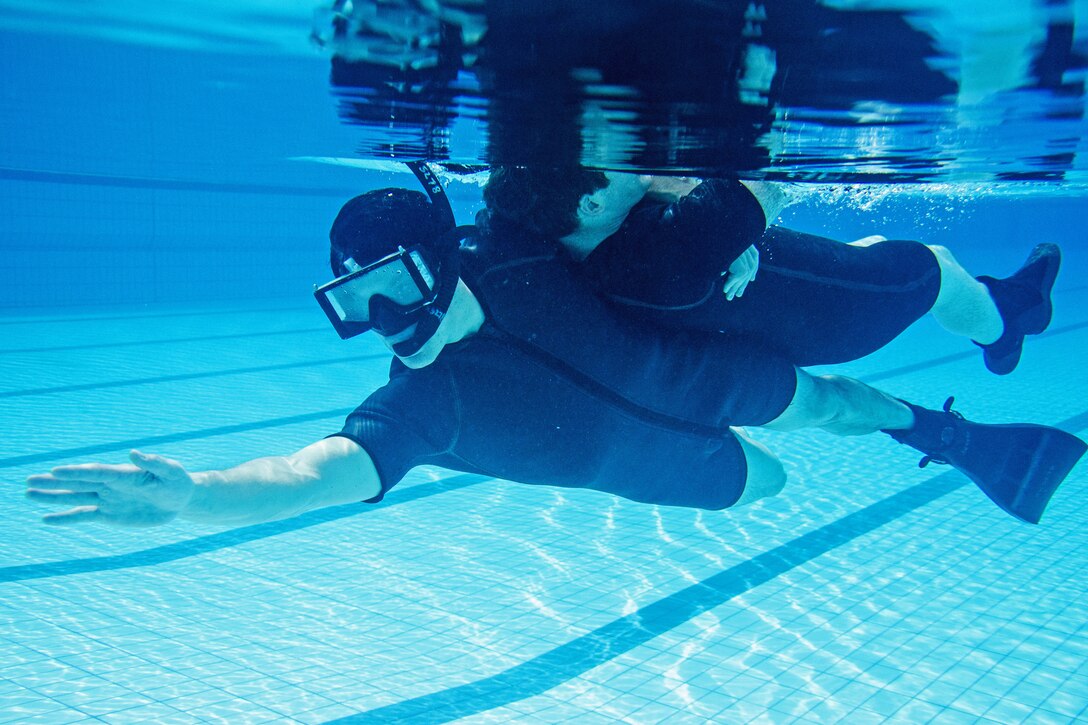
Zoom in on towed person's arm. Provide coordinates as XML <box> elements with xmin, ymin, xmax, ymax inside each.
<box><xmin>26</xmin><ymin>437</ymin><xmax>381</xmax><ymax>528</ymax></box>
<box><xmin>690</xmin><ymin>179</ymin><xmax>799</xmax><ymax>300</ymax></box>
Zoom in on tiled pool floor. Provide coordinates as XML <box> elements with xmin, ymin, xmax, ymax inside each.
<box><xmin>2</xmin><ymin>286</ymin><xmax>1086</xmax><ymax>724</ymax></box>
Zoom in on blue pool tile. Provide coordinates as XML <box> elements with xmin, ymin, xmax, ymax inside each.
<box><xmin>982</xmin><ymin>697</ymin><xmax>1037</xmax><ymax>723</ymax></box>
<box><xmin>3</xmin><ymin>303</ymin><xmax>1087</xmax><ymax>725</ymax></box>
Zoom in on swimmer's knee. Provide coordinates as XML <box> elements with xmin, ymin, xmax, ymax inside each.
<box><xmin>927</xmin><ymin>244</ymin><xmax>955</xmax><ymax>267</ymax></box>
<box><xmin>732</xmin><ymin>429</ymin><xmax>786</xmax><ymax>507</ymax></box>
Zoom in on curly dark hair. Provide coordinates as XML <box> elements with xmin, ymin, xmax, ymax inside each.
<box><xmin>483</xmin><ymin>166</ymin><xmax>608</xmax><ymax>239</ymax></box>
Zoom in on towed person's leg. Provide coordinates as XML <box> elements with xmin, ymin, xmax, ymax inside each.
<box><xmin>927</xmin><ymin>244</ymin><xmax>1003</xmax><ymax>344</ymax></box>
<box><xmin>928</xmin><ymin>243</ymin><xmax>1061</xmax><ymax>374</ymax></box>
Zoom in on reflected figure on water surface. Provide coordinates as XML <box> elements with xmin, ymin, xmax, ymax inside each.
<box><xmin>321</xmin><ymin>0</ymin><xmax>775</xmax><ymax>167</ymax></box>
<box><xmin>317</xmin><ymin>0</ymin><xmax>1085</xmax><ymax>179</ymax></box>
<box><xmin>26</xmin><ymin>171</ymin><xmax>1086</xmax><ymax>532</ymax></box>
<box><xmin>319</xmin><ymin>0</ymin><xmax>939</xmax><ymax>170</ymax></box>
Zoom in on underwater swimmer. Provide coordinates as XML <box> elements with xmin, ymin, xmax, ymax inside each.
<box><xmin>27</xmin><ymin>181</ymin><xmax>1084</xmax><ymax>531</ymax></box>
<box><xmin>483</xmin><ymin>167</ymin><xmax>1061</xmax><ymax>373</ymax></box>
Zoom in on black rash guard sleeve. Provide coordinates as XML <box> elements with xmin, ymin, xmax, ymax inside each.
<box><xmin>584</xmin><ymin>178</ymin><xmax>767</xmax><ymax>309</ymax></box>
<box><xmin>330</xmin><ymin>361</ymin><xmax>459</xmax><ymax>503</ymax></box>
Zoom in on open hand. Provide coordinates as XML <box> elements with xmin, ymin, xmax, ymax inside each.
<box><xmin>723</xmin><ymin>244</ymin><xmax>759</xmax><ymax>300</ymax></box>
<box><xmin>26</xmin><ymin>450</ymin><xmax>195</xmax><ymax>527</ymax></box>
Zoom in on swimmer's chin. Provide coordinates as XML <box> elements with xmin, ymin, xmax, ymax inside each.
<box><xmin>379</xmin><ymin>334</ymin><xmax>442</xmax><ymax>369</ymax></box>
<box><xmin>396</xmin><ymin>350</ymin><xmax>439</xmax><ymax>369</ymax></box>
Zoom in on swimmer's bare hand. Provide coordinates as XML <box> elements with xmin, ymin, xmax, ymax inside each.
<box><xmin>26</xmin><ymin>450</ymin><xmax>194</xmax><ymax>527</ymax></box>
<box><xmin>723</xmin><ymin>244</ymin><xmax>759</xmax><ymax>301</ymax></box>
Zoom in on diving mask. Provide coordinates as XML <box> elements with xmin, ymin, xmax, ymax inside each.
<box><xmin>314</xmin><ymin>245</ymin><xmax>439</xmax><ymax>340</ymax></box>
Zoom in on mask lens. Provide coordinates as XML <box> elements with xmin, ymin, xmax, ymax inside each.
<box><xmin>314</xmin><ymin>247</ymin><xmax>437</xmax><ymax>338</ymax></box>
<box><xmin>327</xmin><ymin>257</ymin><xmax>428</xmax><ymax>323</ymax></box>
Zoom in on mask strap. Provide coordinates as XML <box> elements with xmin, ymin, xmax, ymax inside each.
<box><xmin>387</xmin><ymin>225</ymin><xmax>471</xmax><ymax>358</ymax></box>
<box><xmin>405</xmin><ymin>161</ymin><xmax>455</xmax><ymax>229</ymax></box>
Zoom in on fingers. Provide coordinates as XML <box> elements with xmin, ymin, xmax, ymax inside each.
<box><xmin>724</xmin><ymin>246</ymin><xmax>759</xmax><ymax>300</ymax></box>
<box><xmin>726</xmin><ymin>278</ymin><xmax>749</xmax><ymax>301</ymax></box>
<box><xmin>27</xmin><ymin>473</ymin><xmax>105</xmax><ymax>523</ymax></box>
<box><xmin>43</xmin><ymin>462</ymin><xmax>141</xmax><ymax>484</ymax></box>
<box><xmin>42</xmin><ymin>506</ymin><xmax>103</xmax><ymax>526</ymax></box>
<box><xmin>25</xmin><ymin>474</ymin><xmax>103</xmax><ymax>493</ymax></box>
<box><xmin>129</xmin><ymin>450</ymin><xmax>184</xmax><ymax>480</ymax></box>
<box><xmin>27</xmin><ymin>452</ymin><xmax>186</xmax><ymax>528</ymax></box>
<box><xmin>26</xmin><ymin>489</ymin><xmax>100</xmax><ymax>506</ymax></box>
<box><xmin>33</xmin><ymin>452</ymin><xmax>183</xmax><ymax>489</ymax></box>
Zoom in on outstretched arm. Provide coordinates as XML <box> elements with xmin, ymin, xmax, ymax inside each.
<box><xmin>26</xmin><ymin>437</ymin><xmax>381</xmax><ymax>528</ymax></box>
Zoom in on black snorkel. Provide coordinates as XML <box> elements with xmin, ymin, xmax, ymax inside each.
<box><xmin>405</xmin><ymin>161</ymin><xmax>456</xmax><ymax>227</ymax></box>
<box><xmin>389</xmin><ymin>162</ymin><xmax>470</xmax><ymax>358</ymax></box>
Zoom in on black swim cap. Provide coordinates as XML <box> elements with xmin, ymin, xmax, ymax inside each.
<box><xmin>329</xmin><ymin>188</ymin><xmax>455</xmax><ymax>276</ymax></box>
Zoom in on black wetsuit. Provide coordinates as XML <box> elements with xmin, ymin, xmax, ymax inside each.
<box><xmin>333</xmin><ymin>218</ymin><xmax>797</xmax><ymax>510</ymax></box>
<box><xmin>582</xmin><ymin>179</ymin><xmax>943</xmax><ymax>366</ymax></box>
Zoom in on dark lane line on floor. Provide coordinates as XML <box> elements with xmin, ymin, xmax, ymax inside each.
<box><xmin>12</xmin><ymin>409</ymin><xmax>1082</xmax><ymax>587</ymax></box>
<box><xmin>0</xmin><ymin>474</ymin><xmax>491</xmax><ymax>584</ymax></box>
<box><xmin>0</xmin><ymin>354</ymin><xmax>386</xmax><ymax>399</ymax></box>
<box><xmin>13</xmin><ymin>318</ymin><xmax>1085</xmax><ymax>464</ymax></box>
<box><xmin>0</xmin><ymin>327</ymin><xmax>330</xmax><ymax>355</ymax></box>
<box><xmin>333</xmin><ymin>407</ymin><xmax>1088</xmax><ymax>725</ymax></box>
<box><xmin>5</xmin><ymin>281</ymin><xmax>1082</xmax><ymax>329</ymax></box>
<box><xmin>6</xmin><ymin>319</ymin><xmax>1086</xmax><ymax>586</ymax></box>
<box><xmin>858</xmin><ymin>319</ymin><xmax>1088</xmax><ymax>384</ymax></box>
<box><xmin>0</xmin><ymin>166</ymin><xmax>356</xmax><ymax>197</ymax></box>
<box><xmin>0</xmin><ymin>409</ymin><xmax>355</xmax><ymax>469</ymax></box>
<box><xmin>0</xmin><ymin>305</ymin><xmax>312</xmax><ymax>327</ymax></box>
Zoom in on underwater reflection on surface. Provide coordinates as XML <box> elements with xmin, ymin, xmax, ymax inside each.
<box><xmin>321</xmin><ymin>0</ymin><xmax>1087</xmax><ymax>182</ymax></box>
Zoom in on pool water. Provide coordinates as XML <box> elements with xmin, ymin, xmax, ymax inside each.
<box><xmin>2</xmin><ymin>216</ymin><xmax>1087</xmax><ymax>722</ymax></box>
<box><xmin>2</xmin><ymin>1</ymin><xmax>1088</xmax><ymax>723</ymax></box>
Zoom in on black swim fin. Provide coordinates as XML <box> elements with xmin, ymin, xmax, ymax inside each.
<box><xmin>886</xmin><ymin>397</ymin><xmax>1086</xmax><ymax>523</ymax></box>
<box><xmin>976</xmin><ymin>243</ymin><xmax>1061</xmax><ymax>375</ymax></box>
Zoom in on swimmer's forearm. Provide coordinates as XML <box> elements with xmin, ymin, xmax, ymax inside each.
<box><xmin>181</xmin><ymin>438</ymin><xmax>381</xmax><ymax>526</ymax></box>
<box><xmin>183</xmin><ymin>460</ymin><xmax>323</xmax><ymax>526</ymax></box>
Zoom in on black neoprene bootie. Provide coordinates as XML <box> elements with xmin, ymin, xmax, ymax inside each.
<box><xmin>975</xmin><ymin>243</ymin><xmax>1061</xmax><ymax>375</ymax></box>
<box><xmin>886</xmin><ymin>397</ymin><xmax>1086</xmax><ymax>524</ymax></box>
